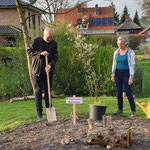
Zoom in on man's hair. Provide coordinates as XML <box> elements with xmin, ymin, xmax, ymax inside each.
<box><xmin>117</xmin><ymin>36</ymin><xmax>129</xmax><ymax>46</ymax></box>
<box><xmin>43</xmin><ymin>27</ymin><xmax>54</xmax><ymax>35</ymax></box>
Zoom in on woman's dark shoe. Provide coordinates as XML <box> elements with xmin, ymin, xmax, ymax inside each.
<box><xmin>131</xmin><ymin>111</ymin><xmax>136</xmax><ymax>118</ymax></box>
<box><xmin>113</xmin><ymin>109</ymin><xmax>123</xmax><ymax>115</ymax></box>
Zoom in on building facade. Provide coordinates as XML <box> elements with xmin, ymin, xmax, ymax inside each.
<box><xmin>0</xmin><ymin>0</ymin><xmax>43</xmax><ymax>46</ymax></box>
<box><xmin>116</xmin><ymin>16</ymin><xmax>142</xmax><ymax>35</ymax></box>
<box><xmin>56</xmin><ymin>4</ymin><xmax>115</xmax><ymax>35</ymax></box>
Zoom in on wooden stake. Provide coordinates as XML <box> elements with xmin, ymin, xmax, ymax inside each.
<box><xmin>87</xmin><ymin>118</ymin><xmax>94</xmax><ymax>131</ymax></box>
<box><xmin>73</xmin><ymin>95</ymin><xmax>76</xmax><ymax>125</ymax></box>
<box><xmin>102</xmin><ymin>115</ymin><xmax>106</xmax><ymax>127</ymax></box>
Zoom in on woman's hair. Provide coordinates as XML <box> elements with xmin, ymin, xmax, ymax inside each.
<box><xmin>43</xmin><ymin>27</ymin><xmax>54</xmax><ymax>35</ymax></box>
<box><xmin>117</xmin><ymin>36</ymin><xmax>129</xmax><ymax>46</ymax></box>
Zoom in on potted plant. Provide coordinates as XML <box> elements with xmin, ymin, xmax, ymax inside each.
<box><xmin>82</xmin><ymin>49</ymin><xmax>106</xmax><ymax>120</ymax></box>
<box><xmin>66</xmin><ymin>23</ymin><xmax>106</xmax><ymax>120</ymax></box>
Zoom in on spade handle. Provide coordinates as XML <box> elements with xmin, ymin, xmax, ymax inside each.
<box><xmin>45</xmin><ymin>56</ymin><xmax>52</xmax><ymax>108</ymax></box>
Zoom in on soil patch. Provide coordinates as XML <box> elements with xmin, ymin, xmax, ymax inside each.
<box><xmin>0</xmin><ymin>116</ymin><xmax>150</xmax><ymax>150</ymax></box>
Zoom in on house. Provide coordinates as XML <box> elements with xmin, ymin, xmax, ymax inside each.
<box><xmin>0</xmin><ymin>0</ymin><xmax>44</xmax><ymax>46</ymax></box>
<box><xmin>116</xmin><ymin>16</ymin><xmax>142</xmax><ymax>35</ymax></box>
<box><xmin>138</xmin><ymin>28</ymin><xmax>150</xmax><ymax>42</ymax></box>
<box><xmin>56</xmin><ymin>4</ymin><xmax>115</xmax><ymax>35</ymax></box>
<box><xmin>0</xmin><ymin>25</ymin><xmax>22</xmax><ymax>46</ymax></box>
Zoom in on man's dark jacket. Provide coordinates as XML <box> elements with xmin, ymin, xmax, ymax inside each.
<box><xmin>27</xmin><ymin>37</ymin><xmax>58</xmax><ymax>76</ymax></box>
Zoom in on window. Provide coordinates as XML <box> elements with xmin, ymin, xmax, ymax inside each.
<box><xmin>133</xmin><ymin>30</ymin><xmax>138</xmax><ymax>33</ymax></box>
<box><xmin>77</xmin><ymin>19</ymin><xmax>82</xmax><ymax>25</ymax></box>
<box><xmin>130</xmin><ymin>30</ymin><xmax>133</xmax><ymax>33</ymax></box>
<box><xmin>32</xmin><ymin>15</ymin><xmax>36</xmax><ymax>29</ymax></box>
<box><xmin>28</xmin><ymin>12</ymin><xmax>31</xmax><ymax>29</ymax></box>
<box><xmin>85</xmin><ymin>10</ymin><xmax>88</xmax><ymax>13</ymax></box>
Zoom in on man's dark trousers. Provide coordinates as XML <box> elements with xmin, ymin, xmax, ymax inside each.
<box><xmin>32</xmin><ymin>71</ymin><xmax>53</xmax><ymax>112</ymax></box>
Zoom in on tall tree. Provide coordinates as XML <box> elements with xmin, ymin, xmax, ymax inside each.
<box><xmin>15</xmin><ymin>0</ymin><xmax>35</xmax><ymax>92</ymax></box>
<box><xmin>141</xmin><ymin>0</ymin><xmax>150</xmax><ymax>25</ymax></box>
<box><xmin>40</xmin><ymin>0</ymin><xmax>74</xmax><ymax>23</ymax></box>
<box><xmin>110</xmin><ymin>2</ymin><xmax>119</xmax><ymax>25</ymax></box>
<box><xmin>119</xmin><ymin>5</ymin><xmax>129</xmax><ymax>24</ymax></box>
<box><xmin>133</xmin><ymin>10</ymin><xmax>141</xmax><ymax>26</ymax></box>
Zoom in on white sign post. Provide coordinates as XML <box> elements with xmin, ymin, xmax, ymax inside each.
<box><xmin>66</xmin><ymin>95</ymin><xmax>83</xmax><ymax>125</ymax></box>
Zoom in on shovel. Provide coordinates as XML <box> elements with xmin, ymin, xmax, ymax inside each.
<box><xmin>45</xmin><ymin>55</ymin><xmax>57</xmax><ymax>122</ymax></box>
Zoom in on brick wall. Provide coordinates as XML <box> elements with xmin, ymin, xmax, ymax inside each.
<box><xmin>0</xmin><ymin>8</ymin><xmax>21</xmax><ymax>29</ymax></box>
<box><xmin>56</xmin><ymin>6</ymin><xmax>114</xmax><ymax>31</ymax></box>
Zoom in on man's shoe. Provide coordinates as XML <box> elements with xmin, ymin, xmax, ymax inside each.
<box><xmin>37</xmin><ymin>111</ymin><xmax>42</xmax><ymax>119</ymax></box>
<box><xmin>113</xmin><ymin>109</ymin><xmax>123</xmax><ymax>115</ymax></box>
<box><xmin>131</xmin><ymin>111</ymin><xmax>136</xmax><ymax>118</ymax></box>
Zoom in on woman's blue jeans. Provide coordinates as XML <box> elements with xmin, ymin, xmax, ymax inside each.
<box><xmin>115</xmin><ymin>69</ymin><xmax>136</xmax><ymax>112</ymax></box>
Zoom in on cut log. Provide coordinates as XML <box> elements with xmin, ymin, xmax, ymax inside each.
<box><xmin>9</xmin><ymin>91</ymin><xmax>58</xmax><ymax>103</ymax></box>
<box><xmin>87</xmin><ymin>115</ymin><xmax>132</xmax><ymax>148</ymax></box>
<box><xmin>9</xmin><ymin>95</ymin><xmax>36</xmax><ymax>103</ymax></box>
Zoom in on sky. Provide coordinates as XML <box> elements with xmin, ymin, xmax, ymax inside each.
<box><xmin>30</xmin><ymin>0</ymin><xmax>143</xmax><ymax>19</ymax></box>
<box><xmin>86</xmin><ymin>0</ymin><xmax>143</xmax><ymax>19</ymax></box>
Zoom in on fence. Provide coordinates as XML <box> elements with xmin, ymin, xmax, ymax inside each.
<box><xmin>133</xmin><ymin>59</ymin><xmax>150</xmax><ymax>98</ymax></box>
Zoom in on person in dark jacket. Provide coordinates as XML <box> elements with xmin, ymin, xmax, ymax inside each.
<box><xmin>27</xmin><ymin>27</ymin><xmax>58</xmax><ymax>119</ymax></box>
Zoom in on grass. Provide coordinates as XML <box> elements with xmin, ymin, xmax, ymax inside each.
<box><xmin>135</xmin><ymin>55</ymin><xmax>144</xmax><ymax>60</ymax></box>
<box><xmin>137</xmin><ymin>59</ymin><xmax>150</xmax><ymax>97</ymax></box>
<box><xmin>0</xmin><ymin>96</ymin><xmax>150</xmax><ymax>131</ymax></box>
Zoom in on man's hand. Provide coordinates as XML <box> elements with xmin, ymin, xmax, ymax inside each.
<box><xmin>41</xmin><ymin>51</ymin><xmax>49</xmax><ymax>56</ymax></box>
<box><xmin>45</xmin><ymin>64</ymin><xmax>51</xmax><ymax>73</ymax></box>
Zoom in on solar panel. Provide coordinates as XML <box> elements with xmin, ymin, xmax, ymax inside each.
<box><xmin>95</xmin><ymin>18</ymin><xmax>101</xmax><ymax>25</ymax></box>
<box><xmin>102</xmin><ymin>17</ymin><xmax>107</xmax><ymax>25</ymax></box>
<box><xmin>89</xmin><ymin>18</ymin><xmax>96</xmax><ymax>26</ymax></box>
<box><xmin>89</xmin><ymin>17</ymin><xmax>113</xmax><ymax>26</ymax></box>
<box><xmin>108</xmin><ymin>17</ymin><xmax>114</xmax><ymax>25</ymax></box>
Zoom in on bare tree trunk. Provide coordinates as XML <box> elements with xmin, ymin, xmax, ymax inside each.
<box><xmin>15</xmin><ymin>0</ymin><xmax>35</xmax><ymax>93</ymax></box>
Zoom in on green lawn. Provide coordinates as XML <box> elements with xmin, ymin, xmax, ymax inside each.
<box><xmin>0</xmin><ymin>96</ymin><xmax>150</xmax><ymax>131</ymax></box>
<box><xmin>137</xmin><ymin>59</ymin><xmax>150</xmax><ymax>97</ymax></box>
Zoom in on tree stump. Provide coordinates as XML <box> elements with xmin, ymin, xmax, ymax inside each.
<box><xmin>87</xmin><ymin>116</ymin><xmax>132</xmax><ymax>148</ymax></box>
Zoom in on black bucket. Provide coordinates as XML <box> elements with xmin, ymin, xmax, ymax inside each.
<box><xmin>89</xmin><ymin>104</ymin><xmax>107</xmax><ymax>120</ymax></box>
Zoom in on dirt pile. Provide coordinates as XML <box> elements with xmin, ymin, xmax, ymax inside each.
<box><xmin>0</xmin><ymin>116</ymin><xmax>150</xmax><ymax>150</ymax></box>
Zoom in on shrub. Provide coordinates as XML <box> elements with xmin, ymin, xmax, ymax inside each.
<box><xmin>53</xmin><ymin>25</ymin><xmax>88</xmax><ymax>95</ymax></box>
<box><xmin>0</xmin><ymin>25</ymin><xmax>144</xmax><ymax>100</ymax></box>
<box><xmin>0</xmin><ymin>37</ymin><xmax>32</xmax><ymax>100</ymax></box>
<box><xmin>53</xmin><ymin>24</ymin><xmax>115</xmax><ymax>96</ymax></box>
<box><xmin>132</xmin><ymin>64</ymin><xmax>143</xmax><ymax>97</ymax></box>
<box><xmin>128</xmin><ymin>35</ymin><xmax>141</xmax><ymax>50</ymax></box>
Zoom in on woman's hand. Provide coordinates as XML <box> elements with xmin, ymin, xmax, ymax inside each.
<box><xmin>128</xmin><ymin>76</ymin><xmax>133</xmax><ymax>85</ymax></box>
<box><xmin>111</xmin><ymin>76</ymin><xmax>115</xmax><ymax>82</ymax></box>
